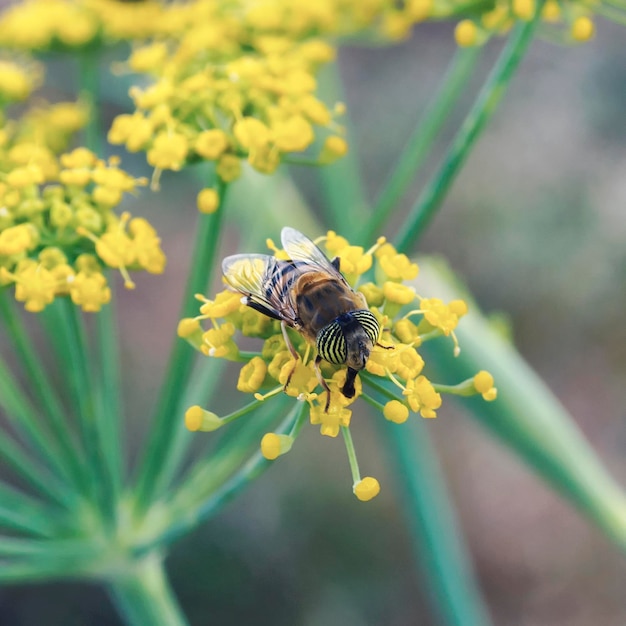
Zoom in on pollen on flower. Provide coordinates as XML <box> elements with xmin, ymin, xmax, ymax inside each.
<box><xmin>354</xmin><ymin>477</ymin><xmax>380</xmax><ymax>502</ymax></box>
<box><xmin>261</xmin><ymin>433</ymin><xmax>293</xmax><ymax>460</ymax></box>
<box><xmin>184</xmin><ymin>406</ymin><xmax>222</xmax><ymax>432</ymax></box>
<box><xmin>237</xmin><ymin>357</ymin><xmax>268</xmax><ymax>393</ymax></box>
<box><xmin>473</xmin><ymin>370</ymin><xmax>498</xmax><ymax>401</ymax></box>
<box><xmin>571</xmin><ymin>16</ymin><xmax>594</xmax><ymax>41</ymax></box>
<box><xmin>188</xmin><ymin>227</ymin><xmax>496</xmax><ymax>497</ymax></box>
<box><xmin>455</xmin><ymin>20</ymin><xmax>479</xmax><ymax>47</ymax></box>
<box><xmin>383</xmin><ymin>400</ymin><xmax>409</xmax><ymax>424</ymax></box>
<box><xmin>197</xmin><ymin>188</ymin><xmax>220</xmax><ymax>214</ymax></box>
<box><xmin>403</xmin><ymin>375</ymin><xmax>442</xmax><ymax>418</ymax></box>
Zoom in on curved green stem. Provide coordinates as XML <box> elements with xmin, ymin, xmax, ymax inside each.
<box><xmin>316</xmin><ymin>61</ymin><xmax>369</xmax><ymax>233</ymax></box>
<box><xmin>394</xmin><ymin>16</ymin><xmax>542</xmax><ymax>253</ymax></box>
<box><xmin>134</xmin><ymin>402</ymin><xmax>305</xmax><ymax>556</ymax></box>
<box><xmin>361</xmin><ymin>46</ymin><xmax>481</xmax><ymax>244</ymax></box>
<box><xmin>0</xmin><ymin>294</ymin><xmax>88</xmax><ymax>493</ymax></box>
<box><xmin>107</xmin><ymin>554</ymin><xmax>188</xmax><ymax>626</ymax></box>
<box><xmin>79</xmin><ymin>49</ymin><xmax>124</xmax><ymax>499</ymax></box>
<box><xmin>134</xmin><ymin>181</ymin><xmax>228</xmax><ymax>516</ymax></box>
<box><xmin>63</xmin><ymin>300</ymin><xmax>116</xmax><ymax>526</ymax></box>
<box><xmin>0</xmin><ymin>483</ymin><xmax>65</xmax><ymax>537</ymax></box>
<box><xmin>0</xmin><ymin>355</ymin><xmax>77</xmax><ymax>506</ymax></box>
<box><xmin>379</xmin><ymin>418</ymin><xmax>493</xmax><ymax>626</ymax></box>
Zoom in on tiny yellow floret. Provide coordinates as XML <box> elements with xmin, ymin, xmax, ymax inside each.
<box><xmin>261</xmin><ymin>433</ymin><xmax>293</xmax><ymax>460</ymax></box>
<box><xmin>473</xmin><ymin>370</ymin><xmax>497</xmax><ymax>401</ymax></box>
<box><xmin>513</xmin><ymin>0</ymin><xmax>535</xmax><ymax>21</ymax></box>
<box><xmin>237</xmin><ymin>357</ymin><xmax>267</xmax><ymax>393</ymax></box>
<box><xmin>383</xmin><ymin>400</ymin><xmax>409</xmax><ymax>424</ymax></box>
<box><xmin>197</xmin><ymin>188</ymin><xmax>220</xmax><ymax>214</ymax></box>
<box><xmin>571</xmin><ymin>16</ymin><xmax>594</xmax><ymax>42</ymax></box>
<box><xmin>455</xmin><ymin>20</ymin><xmax>479</xmax><ymax>47</ymax></box>
<box><xmin>185</xmin><ymin>406</ymin><xmax>222</xmax><ymax>432</ymax></box>
<box><xmin>354</xmin><ymin>477</ymin><xmax>380</xmax><ymax>502</ymax></box>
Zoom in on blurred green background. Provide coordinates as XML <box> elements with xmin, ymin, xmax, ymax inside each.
<box><xmin>2</xmin><ymin>16</ymin><xmax>626</xmax><ymax>626</ymax></box>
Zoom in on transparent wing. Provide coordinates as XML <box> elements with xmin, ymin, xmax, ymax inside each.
<box><xmin>281</xmin><ymin>227</ymin><xmax>346</xmax><ymax>282</ymax></box>
<box><xmin>221</xmin><ymin>253</ymin><xmax>299</xmax><ymax>325</ymax></box>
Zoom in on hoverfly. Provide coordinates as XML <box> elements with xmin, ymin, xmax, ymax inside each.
<box><xmin>222</xmin><ymin>227</ymin><xmax>380</xmax><ymax>410</ymax></box>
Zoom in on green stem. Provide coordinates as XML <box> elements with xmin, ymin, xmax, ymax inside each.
<box><xmin>362</xmin><ymin>46</ymin><xmax>481</xmax><ymax>244</ymax></box>
<box><xmin>63</xmin><ymin>300</ymin><xmax>116</xmax><ymax>526</ymax></box>
<box><xmin>135</xmin><ymin>402</ymin><xmax>304</xmax><ymax>556</ymax></box>
<box><xmin>0</xmin><ymin>429</ymin><xmax>69</xmax><ymax>508</ymax></box>
<box><xmin>0</xmin><ymin>294</ymin><xmax>88</xmax><ymax>493</ymax></box>
<box><xmin>341</xmin><ymin>426</ymin><xmax>361</xmax><ymax>485</ymax></box>
<box><xmin>394</xmin><ymin>17</ymin><xmax>541</xmax><ymax>253</ymax></box>
<box><xmin>0</xmin><ymin>483</ymin><xmax>64</xmax><ymax>538</ymax></box>
<box><xmin>316</xmin><ymin>61</ymin><xmax>369</xmax><ymax>233</ymax></box>
<box><xmin>79</xmin><ymin>49</ymin><xmax>124</xmax><ymax>499</ymax></box>
<box><xmin>134</xmin><ymin>182</ymin><xmax>228</xmax><ymax>515</ymax></box>
<box><xmin>108</xmin><ymin>554</ymin><xmax>188</xmax><ymax>626</ymax></box>
<box><xmin>379</xmin><ymin>419</ymin><xmax>493</xmax><ymax>626</ymax></box>
<box><xmin>0</xmin><ymin>355</ymin><xmax>77</xmax><ymax>505</ymax></box>
<box><xmin>93</xmin><ymin>290</ymin><xmax>124</xmax><ymax>501</ymax></box>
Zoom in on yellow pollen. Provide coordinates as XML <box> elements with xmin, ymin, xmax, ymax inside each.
<box><xmin>354</xmin><ymin>477</ymin><xmax>380</xmax><ymax>502</ymax></box>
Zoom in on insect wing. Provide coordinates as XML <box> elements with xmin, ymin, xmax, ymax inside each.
<box><xmin>221</xmin><ymin>253</ymin><xmax>299</xmax><ymax>325</ymax></box>
<box><xmin>281</xmin><ymin>227</ymin><xmax>346</xmax><ymax>283</ymax></box>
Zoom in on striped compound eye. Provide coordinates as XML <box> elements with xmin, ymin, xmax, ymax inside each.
<box><xmin>350</xmin><ymin>309</ymin><xmax>380</xmax><ymax>345</ymax></box>
<box><xmin>316</xmin><ymin>320</ymin><xmax>346</xmax><ymax>365</ymax></box>
<box><xmin>316</xmin><ymin>310</ymin><xmax>380</xmax><ymax>366</ymax></box>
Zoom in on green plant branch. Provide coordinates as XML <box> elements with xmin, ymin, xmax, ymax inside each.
<box><xmin>0</xmin><ymin>354</ymin><xmax>80</xmax><ymax>504</ymax></box>
<box><xmin>394</xmin><ymin>14</ymin><xmax>543</xmax><ymax>253</ymax></box>
<box><xmin>107</xmin><ymin>553</ymin><xmax>188</xmax><ymax>626</ymax></box>
<box><xmin>0</xmin><ymin>294</ymin><xmax>88</xmax><ymax>494</ymax></box>
<box><xmin>134</xmin><ymin>402</ymin><xmax>305</xmax><ymax>557</ymax></box>
<box><xmin>134</xmin><ymin>181</ymin><xmax>229</xmax><ymax>516</ymax></box>
<box><xmin>63</xmin><ymin>300</ymin><xmax>116</xmax><ymax>526</ymax></box>
<box><xmin>417</xmin><ymin>257</ymin><xmax>626</xmax><ymax>551</ymax></box>
<box><xmin>0</xmin><ymin>430</ymin><xmax>70</xmax><ymax>508</ymax></box>
<box><xmin>79</xmin><ymin>49</ymin><xmax>124</xmax><ymax>500</ymax></box>
<box><xmin>378</xmin><ymin>418</ymin><xmax>493</xmax><ymax>626</ymax></box>
<box><xmin>361</xmin><ymin>46</ymin><xmax>481</xmax><ymax>244</ymax></box>
<box><xmin>316</xmin><ymin>61</ymin><xmax>370</xmax><ymax>233</ymax></box>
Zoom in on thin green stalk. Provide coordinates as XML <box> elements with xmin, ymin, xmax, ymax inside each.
<box><xmin>0</xmin><ymin>483</ymin><xmax>65</xmax><ymax>537</ymax></box>
<box><xmin>107</xmin><ymin>553</ymin><xmax>188</xmax><ymax>626</ymax></box>
<box><xmin>0</xmin><ymin>559</ymin><xmax>98</xmax><ymax>584</ymax></box>
<box><xmin>0</xmin><ymin>294</ymin><xmax>88</xmax><ymax>493</ymax></box>
<box><xmin>135</xmin><ymin>402</ymin><xmax>305</xmax><ymax>556</ymax></box>
<box><xmin>0</xmin><ymin>355</ymin><xmax>78</xmax><ymax>503</ymax></box>
<box><xmin>417</xmin><ymin>258</ymin><xmax>626</xmax><ymax>551</ymax></box>
<box><xmin>361</xmin><ymin>46</ymin><xmax>481</xmax><ymax>244</ymax></box>
<box><xmin>0</xmin><ymin>537</ymin><xmax>97</xmax><ymax>558</ymax></box>
<box><xmin>93</xmin><ymin>291</ymin><xmax>124</xmax><ymax>500</ymax></box>
<box><xmin>0</xmin><ymin>431</ymin><xmax>69</xmax><ymax>508</ymax></box>
<box><xmin>63</xmin><ymin>300</ymin><xmax>116</xmax><ymax>526</ymax></box>
<box><xmin>394</xmin><ymin>16</ymin><xmax>542</xmax><ymax>253</ymax></box>
<box><xmin>378</xmin><ymin>419</ymin><xmax>493</xmax><ymax>626</ymax></box>
<box><xmin>316</xmin><ymin>61</ymin><xmax>369</xmax><ymax>233</ymax></box>
<box><xmin>79</xmin><ymin>49</ymin><xmax>124</xmax><ymax>498</ymax></box>
<box><xmin>341</xmin><ymin>426</ymin><xmax>361</xmax><ymax>485</ymax></box>
<box><xmin>134</xmin><ymin>182</ymin><xmax>228</xmax><ymax>515</ymax></box>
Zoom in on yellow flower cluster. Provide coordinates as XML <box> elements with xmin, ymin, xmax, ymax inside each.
<box><xmin>0</xmin><ymin>110</ymin><xmax>165</xmax><ymax>312</ymax></box>
<box><xmin>454</xmin><ymin>0</ymin><xmax>597</xmax><ymax>47</ymax></box>
<box><xmin>105</xmin><ymin>0</ymin><xmax>436</xmax><ymax>208</ymax></box>
<box><xmin>0</xmin><ymin>58</ymin><xmax>41</xmax><ymax>104</ymax></box>
<box><xmin>0</xmin><ymin>0</ymin><xmax>167</xmax><ymax>51</ymax></box>
<box><xmin>181</xmin><ymin>230</ymin><xmax>496</xmax><ymax>499</ymax></box>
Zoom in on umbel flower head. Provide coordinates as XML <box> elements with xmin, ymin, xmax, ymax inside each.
<box><xmin>0</xmin><ymin>100</ymin><xmax>165</xmax><ymax>312</ymax></box>
<box><xmin>107</xmin><ymin>0</ymin><xmax>437</xmax><ymax>208</ymax></box>
<box><xmin>181</xmin><ymin>229</ymin><xmax>497</xmax><ymax>501</ymax></box>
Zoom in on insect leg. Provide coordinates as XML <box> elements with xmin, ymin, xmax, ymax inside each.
<box><xmin>281</xmin><ymin>321</ymin><xmax>299</xmax><ymax>393</ymax></box>
<box><xmin>314</xmin><ymin>355</ymin><xmax>332</xmax><ymax>412</ymax></box>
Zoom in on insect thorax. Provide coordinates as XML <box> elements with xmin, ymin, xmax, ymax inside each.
<box><xmin>293</xmin><ymin>275</ymin><xmax>365</xmax><ymax>337</ymax></box>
